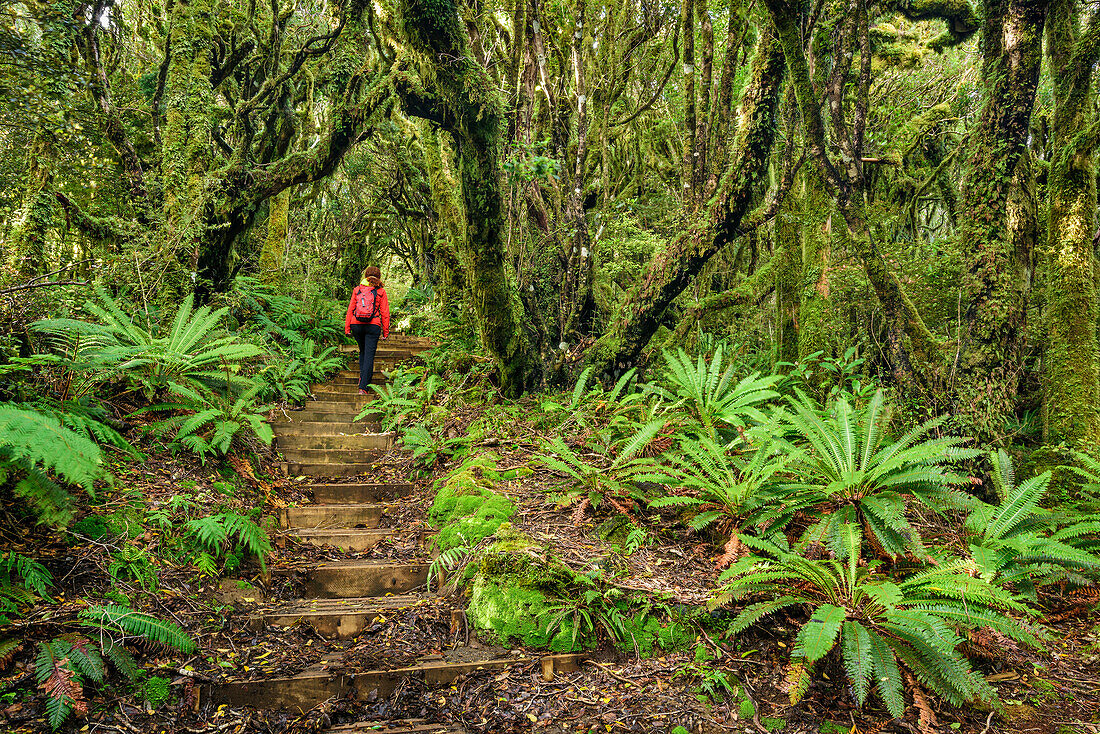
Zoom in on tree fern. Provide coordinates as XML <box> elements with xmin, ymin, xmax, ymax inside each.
<box><xmin>79</xmin><ymin>604</ymin><xmax>196</xmax><ymax>652</ymax></box>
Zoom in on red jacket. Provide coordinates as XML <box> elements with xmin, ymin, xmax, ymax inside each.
<box><xmin>345</xmin><ymin>285</ymin><xmax>390</xmax><ymax>337</ymax></box>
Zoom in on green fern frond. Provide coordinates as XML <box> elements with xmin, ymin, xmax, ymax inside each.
<box><xmin>79</xmin><ymin>604</ymin><xmax>196</xmax><ymax>652</ymax></box>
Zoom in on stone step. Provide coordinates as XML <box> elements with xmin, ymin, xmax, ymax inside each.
<box><xmin>253</xmin><ymin>593</ymin><xmax>430</xmax><ymax>637</ymax></box>
<box><xmin>204</xmin><ymin>654</ymin><xmax>581</xmax><ymax>711</ymax></box>
<box><xmin>279</xmin><ymin>447</ymin><xmax>389</xmax><ymax>464</ymax></box>
<box><xmin>280</xmin><ymin>504</ymin><xmax>386</xmax><ymax>529</ymax></box>
<box><xmin>283</xmin><ymin>462</ymin><xmax>388</xmax><ymax>477</ymax></box>
<box><xmin>273</xmin><ymin>421</ymin><xmax>384</xmax><ymax>437</ymax></box>
<box><xmin>306</xmin><ymin>482</ymin><xmax>415</xmax><ymax>504</ymax></box>
<box><xmin>293</xmin><ymin>528</ymin><xmax>397</xmax><ymax>551</ymax></box>
<box><xmin>275</xmin><ymin>433</ymin><xmax>393</xmax><ymax>451</ymax></box>
<box><xmin>300</xmin><ymin>560</ymin><xmax>430</xmax><ymax>598</ymax></box>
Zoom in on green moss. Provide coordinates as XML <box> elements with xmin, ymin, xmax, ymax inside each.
<box><xmin>740</xmin><ymin>698</ymin><xmax>757</xmax><ymax>720</ymax></box>
<box><xmin>429</xmin><ymin>457</ymin><xmax>516</xmax><ymax>551</ymax></box>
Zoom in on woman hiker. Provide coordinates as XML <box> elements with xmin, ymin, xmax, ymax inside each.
<box><xmin>344</xmin><ymin>266</ymin><xmax>391</xmax><ymax>395</ymax></box>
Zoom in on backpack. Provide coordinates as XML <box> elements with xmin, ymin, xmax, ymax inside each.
<box><xmin>352</xmin><ymin>286</ymin><xmax>380</xmax><ymax>323</ymax></box>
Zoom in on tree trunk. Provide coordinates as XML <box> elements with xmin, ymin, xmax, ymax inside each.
<box><xmin>162</xmin><ymin>0</ymin><xmax>216</xmax><ymax>294</ymax></box>
<box><xmin>798</xmin><ymin>168</ymin><xmax>834</xmax><ymax>362</ymax></box>
<box><xmin>1042</xmin><ymin>0</ymin><xmax>1100</xmax><ymax>446</ymax></box>
<box><xmin>584</xmin><ymin>24</ymin><xmax>786</xmax><ymax>377</ymax></box>
<box><xmin>10</xmin><ymin>131</ymin><xmax>58</xmax><ymax>278</ymax></box>
<box><xmin>953</xmin><ymin>0</ymin><xmax>1047</xmax><ymax>434</ymax></box>
<box><xmin>402</xmin><ymin>0</ymin><xmax>540</xmax><ymax>395</ymax></box>
<box><xmin>258</xmin><ymin>189</ymin><xmax>290</xmax><ymax>279</ymax></box>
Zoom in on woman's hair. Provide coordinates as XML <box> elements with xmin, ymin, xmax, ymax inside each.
<box><xmin>361</xmin><ymin>266</ymin><xmax>383</xmax><ymax>288</ymax></box>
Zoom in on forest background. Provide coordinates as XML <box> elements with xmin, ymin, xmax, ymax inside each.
<box><xmin>3</xmin><ymin>0</ymin><xmax>1100</xmax><ymax>730</ymax></box>
<box><xmin>4</xmin><ymin>0</ymin><xmax>1100</xmax><ymax>455</ymax></box>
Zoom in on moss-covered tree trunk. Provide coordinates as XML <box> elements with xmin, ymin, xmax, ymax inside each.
<box><xmin>420</xmin><ymin>126</ymin><xmax>470</xmax><ymax>307</ymax></box>
<box><xmin>10</xmin><ymin>131</ymin><xmax>58</xmax><ymax>278</ymax></box>
<box><xmin>798</xmin><ymin>168</ymin><xmax>834</xmax><ymax>362</ymax></box>
<box><xmin>774</xmin><ymin>197</ymin><xmax>801</xmax><ymax>366</ymax></box>
<box><xmin>258</xmin><ymin>189</ymin><xmax>290</xmax><ymax>279</ymax></box>
<box><xmin>1042</xmin><ymin>0</ymin><xmax>1100</xmax><ymax>446</ymax></box>
<box><xmin>161</xmin><ymin>0</ymin><xmax>215</xmax><ymax>288</ymax></box>
<box><xmin>402</xmin><ymin>0</ymin><xmax>539</xmax><ymax>395</ymax></box>
<box><xmin>953</xmin><ymin>0</ymin><xmax>1047</xmax><ymax>432</ymax></box>
<box><xmin>583</xmin><ymin>25</ymin><xmax>786</xmax><ymax>377</ymax></box>
<box><xmin>766</xmin><ymin>0</ymin><xmax>941</xmax><ymax>387</ymax></box>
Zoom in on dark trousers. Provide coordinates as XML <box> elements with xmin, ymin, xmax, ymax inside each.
<box><xmin>349</xmin><ymin>322</ymin><xmax>382</xmax><ymax>389</ymax></box>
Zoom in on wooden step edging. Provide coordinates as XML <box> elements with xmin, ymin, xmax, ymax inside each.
<box><xmin>292</xmin><ymin>528</ymin><xmax>398</xmax><ymax>551</ymax></box>
<box><xmin>202</xmin><ymin>653</ymin><xmax>584</xmax><ymax>710</ymax></box>
<box><xmin>251</xmin><ymin>593</ymin><xmax>430</xmax><ymax>638</ymax></box>
<box><xmin>279</xmin><ymin>503</ymin><xmax>386</xmax><ymax>529</ymax></box>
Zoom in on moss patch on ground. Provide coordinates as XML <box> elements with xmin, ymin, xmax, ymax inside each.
<box><xmin>428</xmin><ymin>454</ymin><xmax>516</xmax><ymax>551</ymax></box>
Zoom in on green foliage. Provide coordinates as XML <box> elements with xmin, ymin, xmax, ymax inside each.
<box><xmin>142</xmin><ymin>383</ymin><xmax>273</xmax><ymax>461</ymax></box>
<box><xmin>537</xmin><ymin>419</ymin><xmax>665</xmax><ymax>513</ymax></box>
<box><xmin>184</xmin><ymin>511</ymin><xmax>272</xmax><ymax>574</ymax></box>
<box><xmin>33</xmin><ymin>602</ymin><xmax>192</xmax><ymax>731</ymax></box>
<box><xmin>967</xmin><ymin>451</ymin><xmax>1100</xmax><ymax>594</ymax></box>
<box><xmin>1</xmin><ymin>551</ymin><xmax>53</xmax><ymax>623</ymax></box>
<box><xmin>364</xmin><ymin>365</ymin><xmax>442</xmax><ymax>431</ymax></box>
<box><xmin>32</xmin><ymin>287</ymin><xmax>263</xmax><ymax>399</ymax></box>
<box><xmin>143</xmin><ymin>675</ymin><xmax>171</xmax><ymax>708</ymax></box>
<box><xmin>754</xmin><ymin>390</ymin><xmax>980</xmax><ymax>558</ymax></box>
<box><xmin>107</xmin><ymin>545</ymin><xmax>158</xmax><ymax>591</ymax></box>
<box><xmin>654</xmin><ymin>347</ymin><xmax>779</xmax><ymax>440</ymax></box>
<box><xmin>401</xmin><ymin>423</ymin><xmax>471</xmax><ymax>468</ymax></box>
<box><xmin>779</xmin><ymin>347</ymin><xmax>877</xmax><ymax>403</ymax></box>
<box><xmin>0</xmin><ymin>403</ymin><xmax>110</xmax><ymax>527</ymax></box>
<box><xmin>79</xmin><ymin>604</ymin><xmax>196</xmax><ymax>652</ymax></box>
<box><xmin>645</xmin><ymin>434</ymin><xmax>789</xmax><ymax>532</ymax></box>
<box><xmin>714</xmin><ymin>531</ymin><xmax>1039</xmax><ymax>717</ymax></box>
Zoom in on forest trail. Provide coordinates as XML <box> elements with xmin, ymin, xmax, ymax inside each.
<box><xmin>202</xmin><ymin>336</ymin><xmax>579</xmax><ymax>731</ymax></box>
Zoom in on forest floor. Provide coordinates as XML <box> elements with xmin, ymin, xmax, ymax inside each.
<box><xmin>3</xmin><ymin>402</ymin><xmax>1100</xmax><ymax>734</ymax></box>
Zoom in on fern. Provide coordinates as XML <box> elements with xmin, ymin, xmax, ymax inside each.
<box><xmin>79</xmin><ymin>604</ymin><xmax>196</xmax><ymax>652</ymax></box>
<box><xmin>750</xmin><ymin>389</ymin><xmax>980</xmax><ymax>558</ymax></box>
<box><xmin>0</xmin><ymin>404</ymin><xmax>111</xmax><ymax>527</ymax></box>
<box><xmin>967</xmin><ymin>450</ymin><xmax>1100</xmax><ymax>593</ymax></box>
<box><xmin>32</xmin><ymin>287</ymin><xmax>263</xmax><ymax>398</ymax></box>
<box><xmin>644</xmin><ymin>434</ymin><xmax>789</xmax><ymax>531</ymax></box>
<box><xmin>538</xmin><ymin>420</ymin><xmax>665</xmax><ymax>513</ymax></box>
<box><xmin>713</xmin><ymin>526</ymin><xmax>1039</xmax><ymax>718</ymax></box>
<box><xmin>185</xmin><ymin>512</ymin><xmax>272</xmax><ymax>573</ymax></box>
<box><xmin>653</xmin><ymin>347</ymin><xmax>780</xmax><ymax>440</ymax></box>
<box><xmin>143</xmin><ymin>384</ymin><xmax>272</xmax><ymax>461</ymax></box>
<box><xmin>36</xmin><ymin>641</ymin><xmax>85</xmax><ymax>730</ymax></box>
<box><xmin>2</xmin><ymin>551</ymin><xmax>54</xmax><ymax>597</ymax></box>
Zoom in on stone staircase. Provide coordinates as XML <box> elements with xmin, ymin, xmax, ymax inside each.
<box><xmin>204</xmin><ymin>335</ymin><xmax>579</xmax><ymax>728</ymax></box>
